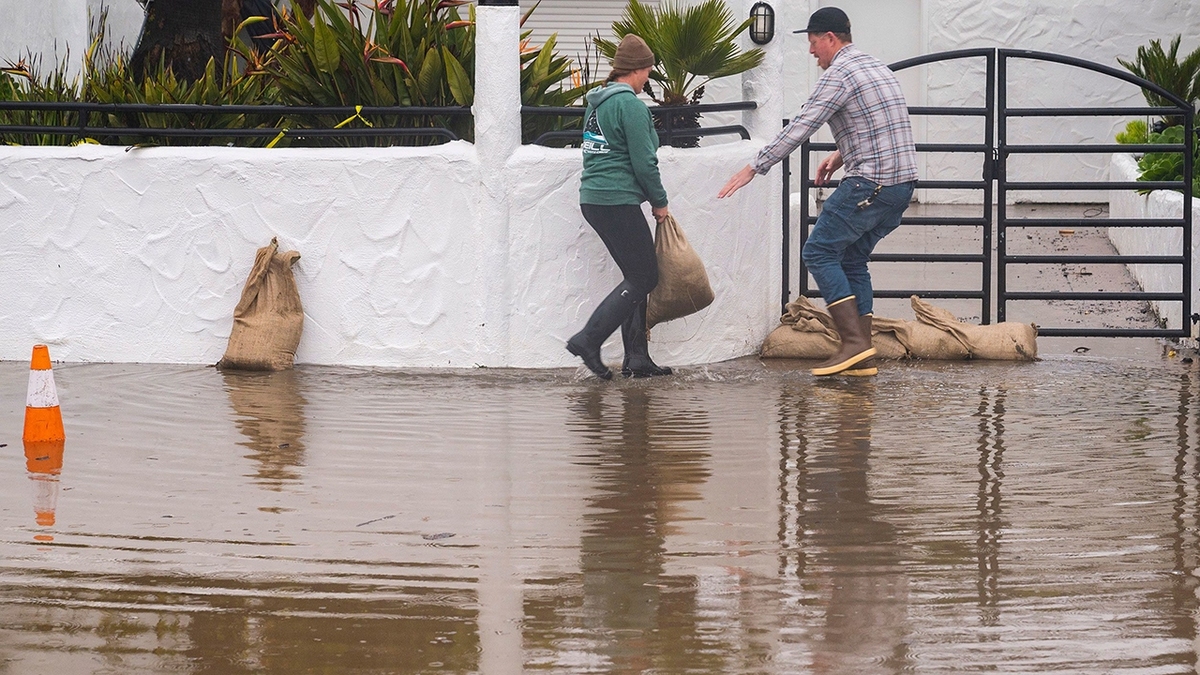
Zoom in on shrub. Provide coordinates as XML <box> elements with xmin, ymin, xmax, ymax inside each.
<box><xmin>1115</xmin><ymin>119</ymin><xmax>1148</xmax><ymax>145</ymax></box>
<box><xmin>0</xmin><ymin>0</ymin><xmax>598</xmax><ymax>147</ymax></box>
<box><xmin>594</xmin><ymin>0</ymin><xmax>763</xmax><ymax>147</ymax></box>
<box><xmin>0</xmin><ymin>56</ymin><xmax>88</xmax><ymax>146</ymax></box>
<box><xmin>1117</xmin><ymin>35</ymin><xmax>1200</xmax><ymax>127</ymax></box>
<box><xmin>260</xmin><ymin>0</ymin><xmax>475</xmax><ymax>145</ymax></box>
<box><xmin>1135</xmin><ymin>125</ymin><xmax>1200</xmax><ymax>196</ymax></box>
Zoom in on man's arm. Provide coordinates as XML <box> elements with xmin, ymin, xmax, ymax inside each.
<box><xmin>751</xmin><ymin>71</ymin><xmax>851</xmax><ymax>176</ymax></box>
<box><xmin>718</xmin><ymin>70</ymin><xmax>851</xmax><ymax>199</ymax></box>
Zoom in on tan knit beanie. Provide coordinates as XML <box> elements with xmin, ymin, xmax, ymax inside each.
<box><xmin>612</xmin><ymin>34</ymin><xmax>655</xmax><ymax>71</ymax></box>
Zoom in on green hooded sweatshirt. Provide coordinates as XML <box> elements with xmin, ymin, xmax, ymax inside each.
<box><xmin>579</xmin><ymin>83</ymin><xmax>669</xmax><ymax>209</ymax></box>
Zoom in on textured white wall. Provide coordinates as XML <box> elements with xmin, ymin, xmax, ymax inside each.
<box><xmin>1108</xmin><ymin>154</ymin><xmax>1200</xmax><ymax>334</ymax></box>
<box><xmin>921</xmin><ymin>0</ymin><xmax>1200</xmax><ymax>203</ymax></box>
<box><xmin>0</xmin><ymin>141</ymin><xmax>776</xmax><ymax>367</ymax></box>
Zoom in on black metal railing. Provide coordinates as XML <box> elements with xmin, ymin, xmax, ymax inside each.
<box><xmin>523</xmin><ymin>100</ymin><xmax>758</xmax><ymax>147</ymax></box>
<box><xmin>786</xmin><ymin>47</ymin><xmax>1195</xmax><ymax>338</ymax></box>
<box><xmin>0</xmin><ymin>101</ymin><xmax>473</xmax><ymax>146</ymax></box>
<box><xmin>996</xmin><ymin>48</ymin><xmax>1193</xmax><ymax>337</ymax></box>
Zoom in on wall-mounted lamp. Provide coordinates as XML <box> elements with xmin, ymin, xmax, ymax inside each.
<box><xmin>749</xmin><ymin>2</ymin><xmax>775</xmax><ymax>45</ymax></box>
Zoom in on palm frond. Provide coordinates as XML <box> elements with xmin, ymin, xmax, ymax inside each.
<box><xmin>601</xmin><ymin>0</ymin><xmax>763</xmax><ymax>104</ymax></box>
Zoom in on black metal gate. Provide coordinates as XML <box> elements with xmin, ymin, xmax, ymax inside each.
<box><xmin>784</xmin><ymin>48</ymin><xmax>1195</xmax><ymax>337</ymax></box>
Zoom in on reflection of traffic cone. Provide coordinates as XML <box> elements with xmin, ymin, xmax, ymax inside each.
<box><xmin>23</xmin><ymin>345</ymin><xmax>65</xmax><ymax>443</ymax></box>
<box><xmin>29</xmin><ymin>473</ymin><xmax>60</xmax><ymax>527</ymax></box>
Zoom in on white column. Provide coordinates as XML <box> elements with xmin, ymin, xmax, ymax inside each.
<box><xmin>472</xmin><ymin>7</ymin><xmax>524</xmax><ymax>673</ymax></box>
<box><xmin>473</xmin><ymin>2</ymin><xmax>523</xmax><ymax>164</ymax></box>
<box><xmin>741</xmin><ymin>0</ymin><xmax>787</xmax><ymax>148</ymax></box>
<box><xmin>473</xmin><ymin>1</ymin><xmax>523</xmax><ymax>366</ymax></box>
<box><xmin>740</xmin><ymin>0</ymin><xmax>788</xmax><ymax>310</ymax></box>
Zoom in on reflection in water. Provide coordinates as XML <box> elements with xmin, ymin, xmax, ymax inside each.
<box><xmin>778</xmin><ymin>380</ymin><xmax>910</xmax><ymax>674</ymax></box>
<box><xmin>524</xmin><ymin>386</ymin><xmax>715</xmax><ymax>671</ymax></box>
<box><xmin>6</xmin><ymin>361</ymin><xmax>1200</xmax><ymax>672</ymax></box>
<box><xmin>1172</xmin><ymin>373</ymin><xmax>1200</xmax><ymax>648</ymax></box>
<box><xmin>221</xmin><ymin>369</ymin><xmax>308</xmax><ymax>490</ymax></box>
<box><xmin>975</xmin><ymin>386</ymin><xmax>1006</xmax><ymax>626</ymax></box>
<box><xmin>24</xmin><ymin>439</ymin><xmax>65</xmax><ymax>540</ymax></box>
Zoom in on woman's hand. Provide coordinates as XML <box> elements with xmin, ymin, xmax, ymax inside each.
<box><xmin>815</xmin><ymin>150</ymin><xmax>843</xmax><ymax>186</ymax></box>
<box><xmin>718</xmin><ymin>165</ymin><xmax>757</xmax><ymax>199</ymax></box>
<box><xmin>652</xmin><ymin>205</ymin><xmax>670</xmax><ymax>223</ymax></box>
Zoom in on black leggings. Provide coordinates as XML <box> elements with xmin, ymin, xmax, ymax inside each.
<box><xmin>580</xmin><ymin>203</ymin><xmax>659</xmax><ymax>300</ymax></box>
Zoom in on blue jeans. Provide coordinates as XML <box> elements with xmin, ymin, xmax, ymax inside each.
<box><xmin>801</xmin><ymin>177</ymin><xmax>915</xmax><ymax>316</ymax></box>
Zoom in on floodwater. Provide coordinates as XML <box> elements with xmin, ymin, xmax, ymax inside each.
<box><xmin>3</xmin><ymin>353</ymin><xmax>1200</xmax><ymax>674</ymax></box>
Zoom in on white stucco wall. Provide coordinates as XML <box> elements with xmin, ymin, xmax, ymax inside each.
<box><xmin>917</xmin><ymin>0</ymin><xmax>1200</xmax><ymax>204</ymax></box>
<box><xmin>0</xmin><ymin>137</ymin><xmax>776</xmax><ymax>367</ymax></box>
<box><xmin>1108</xmin><ymin>153</ymin><xmax>1200</xmax><ymax>334</ymax></box>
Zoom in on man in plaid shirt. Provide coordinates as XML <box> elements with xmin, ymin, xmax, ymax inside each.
<box><xmin>720</xmin><ymin>6</ymin><xmax>918</xmax><ymax>378</ymax></box>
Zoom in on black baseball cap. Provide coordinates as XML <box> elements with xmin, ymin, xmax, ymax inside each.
<box><xmin>794</xmin><ymin>7</ymin><xmax>851</xmax><ymax>35</ymax></box>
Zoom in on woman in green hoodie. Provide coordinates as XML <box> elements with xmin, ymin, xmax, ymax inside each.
<box><xmin>566</xmin><ymin>34</ymin><xmax>673</xmax><ymax>380</ymax></box>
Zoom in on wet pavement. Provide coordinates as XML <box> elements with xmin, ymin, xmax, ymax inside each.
<box><xmin>4</xmin><ymin>349</ymin><xmax>1200</xmax><ymax>674</ymax></box>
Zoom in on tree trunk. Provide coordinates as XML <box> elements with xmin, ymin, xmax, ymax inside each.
<box><xmin>293</xmin><ymin>0</ymin><xmax>316</xmax><ymax>18</ymax></box>
<box><xmin>129</xmin><ymin>0</ymin><xmax>226</xmax><ymax>82</ymax></box>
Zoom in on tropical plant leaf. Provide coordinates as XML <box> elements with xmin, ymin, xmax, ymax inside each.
<box><xmin>443</xmin><ymin>47</ymin><xmax>472</xmax><ymax>106</ymax></box>
<box><xmin>599</xmin><ymin>0</ymin><xmax>763</xmax><ymax>106</ymax></box>
<box><xmin>1117</xmin><ymin>35</ymin><xmax>1200</xmax><ymax>124</ymax></box>
<box><xmin>311</xmin><ymin>12</ymin><xmax>341</xmax><ymax>74</ymax></box>
<box><xmin>417</xmin><ymin>46</ymin><xmax>443</xmax><ymax>102</ymax></box>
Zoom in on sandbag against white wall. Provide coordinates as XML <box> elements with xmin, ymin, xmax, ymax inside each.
<box><xmin>218</xmin><ymin>238</ymin><xmax>304</xmax><ymax>371</ymax></box>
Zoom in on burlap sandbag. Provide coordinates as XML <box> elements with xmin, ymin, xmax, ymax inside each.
<box><xmin>761</xmin><ymin>297</ymin><xmax>910</xmax><ymax>359</ymax></box>
<box><xmin>217</xmin><ymin>238</ymin><xmax>304</xmax><ymax>371</ymax></box>
<box><xmin>910</xmin><ymin>296</ymin><xmax>1038</xmax><ymax>360</ymax></box>
<box><xmin>646</xmin><ymin>214</ymin><xmax>714</xmax><ymax>329</ymax></box>
<box><xmin>760</xmin><ymin>296</ymin><xmax>1037</xmax><ymax>361</ymax></box>
<box><xmin>872</xmin><ymin>314</ymin><xmax>969</xmax><ymax>360</ymax></box>
<box><xmin>760</xmin><ymin>297</ymin><xmax>839</xmax><ymax>358</ymax></box>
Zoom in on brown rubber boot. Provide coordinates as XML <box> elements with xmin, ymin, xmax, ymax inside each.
<box><xmin>845</xmin><ymin>314</ymin><xmax>878</xmax><ymax>376</ymax></box>
<box><xmin>812</xmin><ymin>296</ymin><xmax>876</xmax><ymax>376</ymax></box>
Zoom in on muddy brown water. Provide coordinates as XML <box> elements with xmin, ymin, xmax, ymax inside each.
<box><xmin>3</xmin><ymin>354</ymin><xmax>1200</xmax><ymax>673</ymax></box>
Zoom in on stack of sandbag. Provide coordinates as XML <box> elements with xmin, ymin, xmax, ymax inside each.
<box><xmin>761</xmin><ymin>296</ymin><xmax>1037</xmax><ymax>361</ymax></box>
<box><xmin>217</xmin><ymin>238</ymin><xmax>304</xmax><ymax>371</ymax></box>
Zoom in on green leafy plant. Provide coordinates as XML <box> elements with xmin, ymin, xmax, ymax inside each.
<box><xmin>1117</xmin><ymin>35</ymin><xmax>1200</xmax><ymax>126</ymax></box>
<box><xmin>595</xmin><ymin>0</ymin><xmax>764</xmax><ymax>147</ymax></box>
<box><xmin>1</xmin><ymin>0</ymin><xmax>594</xmax><ymax>147</ymax></box>
<box><xmin>520</xmin><ymin>34</ymin><xmax>600</xmax><ymax>144</ymax></box>
<box><xmin>262</xmin><ymin>0</ymin><xmax>476</xmax><ymax>145</ymax></box>
<box><xmin>1</xmin><ymin>14</ymin><xmax>281</xmax><ymax>147</ymax></box>
<box><xmin>0</xmin><ymin>56</ymin><xmax>88</xmax><ymax>146</ymax></box>
<box><xmin>1115</xmin><ymin>119</ymin><xmax>1148</xmax><ymax>145</ymax></box>
<box><xmin>86</xmin><ymin>19</ymin><xmax>282</xmax><ymax>147</ymax></box>
<box><xmin>1135</xmin><ymin>125</ymin><xmax>1200</xmax><ymax>196</ymax></box>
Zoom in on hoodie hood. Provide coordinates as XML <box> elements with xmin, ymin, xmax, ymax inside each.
<box><xmin>586</xmin><ymin>82</ymin><xmax>638</xmax><ymax>109</ymax></box>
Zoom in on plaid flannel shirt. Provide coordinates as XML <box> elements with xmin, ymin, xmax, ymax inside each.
<box><xmin>753</xmin><ymin>44</ymin><xmax>919</xmax><ymax>186</ymax></box>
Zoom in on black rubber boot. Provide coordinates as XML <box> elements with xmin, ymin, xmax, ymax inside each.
<box><xmin>621</xmin><ymin>300</ymin><xmax>673</xmax><ymax>378</ymax></box>
<box><xmin>567</xmin><ymin>282</ymin><xmax>637</xmax><ymax>380</ymax></box>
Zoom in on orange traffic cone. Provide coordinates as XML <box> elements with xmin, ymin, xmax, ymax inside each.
<box><xmin>23</xmin><ymin>345</ymin><xmax>65</xmax><ymax>443</ymax></box>
<box><xmin>23</xmin><ymin>345</ymin><xmax>66</xmax><ymax>535</ymax></box>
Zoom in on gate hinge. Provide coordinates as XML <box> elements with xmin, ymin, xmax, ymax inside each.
<box><xmin>984</xmin><ymin>150</ymin><xmax>1001</xmax><ymax>182</ymax></box>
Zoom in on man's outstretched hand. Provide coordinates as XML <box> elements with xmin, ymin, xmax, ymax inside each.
<box><xmin>719</xmin><ymin>165</ymin><xmax>757</xmax><ymax>199</ymax></box>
